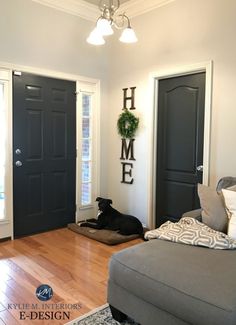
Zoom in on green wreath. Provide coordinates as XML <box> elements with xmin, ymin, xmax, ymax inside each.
<box><xmin>117</xmin><ymin>109</ymin><xmax>139</xmax><ymax>139</ymax></box>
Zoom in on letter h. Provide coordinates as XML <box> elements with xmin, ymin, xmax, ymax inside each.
<box><xmin>123</xmin><ymin>87</ymin><xmax>136</xmax><ymax>110</ymax></box>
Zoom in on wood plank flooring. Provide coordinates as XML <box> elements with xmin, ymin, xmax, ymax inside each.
<box><xmin>0</xmin><ymin>228</ymin><xmax>142</xmax><ymax>325</ymax></box>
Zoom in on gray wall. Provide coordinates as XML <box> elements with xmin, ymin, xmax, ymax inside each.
<box><xmin>0</xmin><ymin>0</ymin><xmax>110</xmax><ymax>198</ymax></box>
<box><xmin>105</xmin><ymin>0</ymin><xmax>236</xmax><ymax>225</ymax></box>
<box><xmin>0</xmin><ymin>0</ymin><xmax>108</xmax><ymax>78</ymax></box>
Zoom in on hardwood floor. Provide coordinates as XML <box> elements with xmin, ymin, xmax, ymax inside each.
<box><xmin>0</xmin><ymin>228</ymin><xmax>142</xmax><ymax>325</ymax></box>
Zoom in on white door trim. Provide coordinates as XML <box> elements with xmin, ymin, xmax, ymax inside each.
<box><xmin>0</xmin><ymin>61</ymin><xmax>99</xmax><ymax>84</ymax></box>
<box><xmin>0</xmin><ymin>69</ymin><xmax>13</xmax><ymax>239</ymax></box>
<box><xmin>147</xmin><ymin>61</ymin><xmax>213</xmax><ymax>229</ymax></box>
<box><xmin>0</xmin><ymin>61</ymin><xmax>101</xmax><ymax>239</ymax></box>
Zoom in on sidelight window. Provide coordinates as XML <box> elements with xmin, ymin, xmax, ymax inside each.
<box><xmin>81</xmin><ymin>93</ymin><xmax>93</xmax><ymax>206</ymax></box>
<box><xmin>77</xmin><ymin>81</ymin><xmax>99</xmax><ymax>221</ymax></box>
<box><xmin>0</xmin><ymin>83</ymin><xmax>6</xmax><ymax>220</ymax></box>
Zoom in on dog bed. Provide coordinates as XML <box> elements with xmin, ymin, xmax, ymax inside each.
<box><xmin>67</xmin><ymin>223</ymin><xmax>141</xmax><ymax>245</ymax></box>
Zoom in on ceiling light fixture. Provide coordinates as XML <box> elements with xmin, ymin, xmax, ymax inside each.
<box><xmin>87</xmin><ymin>0</ymin><xmax>138</xmax><ymax>45</ymax></box>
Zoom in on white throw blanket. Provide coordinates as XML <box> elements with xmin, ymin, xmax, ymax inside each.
<box><xmin>145</xmin><ymin>217</ymin><xmax>236</xmax><ymax>249</ymax></box>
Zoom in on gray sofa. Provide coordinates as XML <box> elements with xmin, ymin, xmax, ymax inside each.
<box><xmin>107</xmin><ymin>177</ymin><xmax>236</xmax><ymax>325</ymax></box>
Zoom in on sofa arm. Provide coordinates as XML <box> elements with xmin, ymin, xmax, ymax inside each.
<box><xmin>182</xmin><ymin>209</ymin><xmax>202</xmax><ymax>222</ymax></box>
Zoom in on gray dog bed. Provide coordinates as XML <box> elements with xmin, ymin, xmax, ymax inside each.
<box><xmin>68</xmin><ymin>223</ymin><xmax>141</xmax><ymax>245</ymax></box>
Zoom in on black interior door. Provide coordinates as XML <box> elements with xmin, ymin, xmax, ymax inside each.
<box><xmin>156</xmin><ymin>72</ymin><xmax>205</xmax><ymax>226</ymax></box>
<box><xmin>13</xmin><ymin>72</ymin><xmax>76</xmax><ymax>237</ymax></box>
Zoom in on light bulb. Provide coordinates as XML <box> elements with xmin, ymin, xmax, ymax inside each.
<box><xmin>86</xmin><ymin>28</ymin><xmax>105</xmax><ymax>45</ymax></box>
<box><xmin>119</xmin><ymin>27</ymin><xmax>138</xmax><ymax>43</ymax></box>
<box><xmin>97</xmin><ymin>18</ymin><xmax>114</xmax><ymax>36</ymax></box>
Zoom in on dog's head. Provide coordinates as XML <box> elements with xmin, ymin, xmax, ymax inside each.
<box><xmin>96</xmin><ymin>197</ymin><xmax>113</xmax><ymax>212</ymax></box>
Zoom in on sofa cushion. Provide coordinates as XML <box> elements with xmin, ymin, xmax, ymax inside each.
<box><xmin>109</xmin><ymin>240</ymin><xmax>236</xmax><ymax>325</ymax></box>
<box><xmin>198</xmin><ymin>183</ymin><xmax>228</xmax><ymax>232</ymax></box>
<box><xmin>181</xmin><ymin>208</ymin><xmax>202</xmax><ymax>221</ymax></box>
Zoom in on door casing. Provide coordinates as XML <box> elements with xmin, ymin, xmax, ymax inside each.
<box><xmin>147</xmin><ymin>61</ymin><xmax>213</xmax><ymax>229</ymax></box>
<box><xmin>0</xmin><ymin>61</ymin><xmax>100</xmax><ymax>239</ymax></box>
<box><xmin>0</xmin><ymin>69</ymin><xmax>13</xmax><ymax>239</ymax></box>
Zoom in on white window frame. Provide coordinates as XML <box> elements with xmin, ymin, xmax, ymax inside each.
<box><xmin>76</xmin><ymin>81</ymin><xmax>100</xmax><ymax>222</ymax></box>
<box><xmin>0</xmin><ymin>69</ymin><xmax>13</xmax><ymax>239</ymax></box>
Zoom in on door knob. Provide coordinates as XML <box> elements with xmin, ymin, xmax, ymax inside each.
<box><xmin>196</xmin><ymin>165</ymin><xmax>203</xmax><ymax>172</ymax></box>
<box><xmin>15</xmin><ymin>161</ymin><xmax>23</xmax><ymax>167</ymax></box>
<box><xmin>15</xmin><ymin>149</ymin><xmax>22</xmax><ymax>155</ymax></box>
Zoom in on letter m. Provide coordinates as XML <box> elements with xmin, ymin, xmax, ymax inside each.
<box><xmin>120</xmin><ymin>139</ymin><xmax>135</xmax><ymax>161</ymax></box>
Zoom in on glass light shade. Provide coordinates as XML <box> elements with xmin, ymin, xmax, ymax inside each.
<box><xmin>86</xmin><ymin>28</ymin><xmax>105</xmax><ymax>45</ymax></box>
<box><xmin>97</xmin><ymin>18</ymin><xmax>114</xmax><ymax>36</ymax></box>
<box><xmin>119</xmin><ymin>27</ymin><xmax>138</xmax><ymax>43</ymax></box>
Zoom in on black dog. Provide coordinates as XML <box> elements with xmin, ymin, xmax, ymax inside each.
<box><xmin>79</xmin><ymin>197</ymin><xmax>143</xmax><ymax>236</ymax></box>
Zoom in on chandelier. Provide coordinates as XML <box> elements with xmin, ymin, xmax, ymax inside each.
<box><xmin>87</xmin><ymin>0</ymin><xmax>138</xmax><ymax>45</ymax></box>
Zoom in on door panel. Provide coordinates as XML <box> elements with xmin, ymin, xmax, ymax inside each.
<box><xmin>156</xmin><ymin>73</ymin><xmax>205</xmax><ymax>226</ymax></box>
<box><xmin>165</xmin><ymin>87</ymin><xmax>198</xmax><ymax>172</ymax></box>
<box><xmin>27</xmin><ymin>110</ymin><xmax>43</xmax><ymax>160</ymax></box>
<box><xmin>51</xmin><ymin>171</ymin><xmax>67</xmax><ymax>211</ymax></box>
<box><xmin>52</xmin><ymin>111</ymin><xmax>67</xmax><ymax>158</ymax></box>
<box><xmin>13</xmin><ymin>72</ymin><xmax>76</xmax><ymax>237</ymax></box>
<box><xmin>27</xmin><ymin>173</ymin><xmax>43</xmax><ymax>216</ymax></box>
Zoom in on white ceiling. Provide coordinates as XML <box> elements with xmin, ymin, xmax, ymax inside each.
<box><xmin>32</xmin><ymin>0</ymin><xmax>175</xmax><ymax>21</ymax></box>
<box><xmin>84</xmin><ymin>0</ymin><xmax>130</xmax><ymax>5</ymax></box>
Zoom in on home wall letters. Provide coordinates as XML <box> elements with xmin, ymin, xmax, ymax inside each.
<box><xmin>119</xmin><ymin>87</ymin><xmax>138</xmax><ymax>184</ymax></box>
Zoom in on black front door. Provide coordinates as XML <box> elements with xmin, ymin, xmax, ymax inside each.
<box><xmin>156</xmin><ymin>72</ymin><xmax>205</xmax><ymax>226</ymax></box>
<box><xmin>13</xmin><ymin>72</ymin><xmax>76</xmax><ymax>237</ymax></box>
